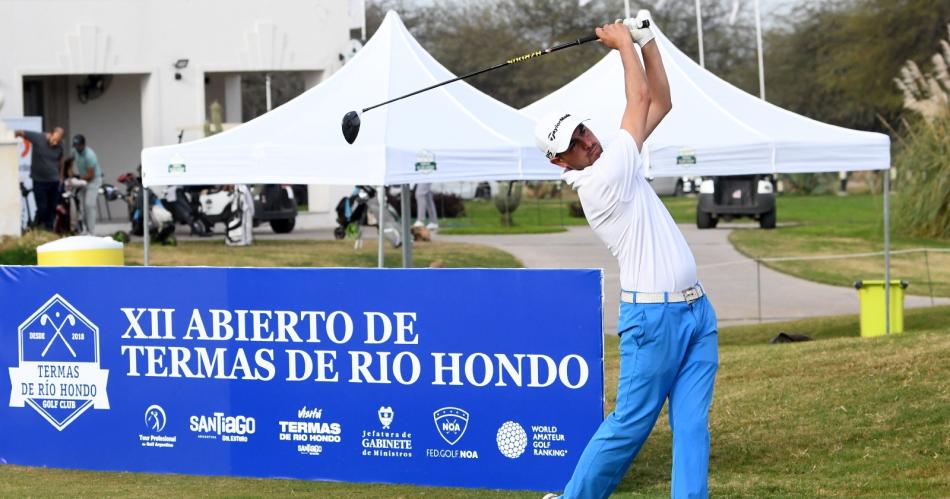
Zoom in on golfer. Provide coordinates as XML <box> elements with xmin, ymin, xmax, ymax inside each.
<box><xmin>537</xmin><ymin>14</ymin><xmax>718</xmax><ymax>499</ymax></box>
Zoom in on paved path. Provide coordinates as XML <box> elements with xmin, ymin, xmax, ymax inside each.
<box><xmin>99</xmin><ymin>213</ymin><xmax>946</xmax><ymax>333</ymax></box>
<box><xmin>443</xmin><ymin>225</ymin><xmax>948</xmax><ymax>333</ymax></box>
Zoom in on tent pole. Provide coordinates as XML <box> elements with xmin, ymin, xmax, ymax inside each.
<box><xmin>143</xmin><ymin>180</ymin><xmax>149</xmax><ymax>266</ymax></box>
<box><xmin>401</xmin><ymin>184</ymin><xmax>412</xmax><ymax>268</ymax></box>
<box><xmin>265</xmin><ymin>74</ymin><xmax>273</xmax><ymax>112</ymax></box>
<box><xmin>360</xmin><ymin>0</ymin><xmax>367</xmax><ymax>41</ymax></box>
<box><xmin>754</xmin><ymin>0</ymin><xmax>766</xmax><ymax>100</ymax></box>
<box><xmin>884</xmin><ymin>172</ymin><xmax>890</xmax><ymax>336</ymax></box>
<box><xmin>378</xmin><ymin>185</ymin><xmax>385</xmax><ymax>268</ymax></box>
<box><xmin>695</xmin><ymin>0</ymin><xmax>705</xmax><ymax>68</ymax></box>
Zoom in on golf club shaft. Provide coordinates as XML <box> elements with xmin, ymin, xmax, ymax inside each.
<box><xmin>361</xmin><ymin>33</ymin><xmax>600</xmax><ymax>114</ymax></box>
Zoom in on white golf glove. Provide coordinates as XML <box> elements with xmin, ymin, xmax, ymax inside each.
<box><xmin>615</xmin><ymin>10</ymin><xmax>655</xmax><ymax>48</ymax></box>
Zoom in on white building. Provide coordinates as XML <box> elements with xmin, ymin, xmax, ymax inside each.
<box><xmin>0</xmin><ymin>0</ymin><xmax>361</xmax><ymax>213</ymax></box>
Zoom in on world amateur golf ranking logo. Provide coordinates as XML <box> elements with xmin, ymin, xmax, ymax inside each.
<box><xmin>9</xmin><ymin>294</ymin><xmax>110</xmax><ymax>430</ymax></box>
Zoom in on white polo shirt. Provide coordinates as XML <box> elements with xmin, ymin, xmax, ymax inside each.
<box><xmin>562</xmin><ymin>129</ymin><xmax>697</xmax><ymax>293</ymax></box>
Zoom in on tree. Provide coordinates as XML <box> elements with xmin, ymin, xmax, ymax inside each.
<box><xmin>766</xmin><ymin>0</ymin><xmax>950</xmax><ymax>132</ymax></box>
<box><xmin>365</xmin><ymin>0</ymin><xmax>760</xmax><ymax>108</ymax></box>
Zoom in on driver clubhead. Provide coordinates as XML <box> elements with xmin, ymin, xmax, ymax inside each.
<box><xmin>342</xmin><ymin>111</ymin><xmax>361</xmax><ymax>144</ymax></box>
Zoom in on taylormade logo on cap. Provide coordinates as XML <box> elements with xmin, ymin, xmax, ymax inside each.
<box><xmin>534</xmin><ymin>112</ymin><xmax>589</xmax><ymax>160</ymax></box>
<box><xmin>548</xmin><ymin>114</ymin><xmax>572</xmax><ymax>141</ymax></box>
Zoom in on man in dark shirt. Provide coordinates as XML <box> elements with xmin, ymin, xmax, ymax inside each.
<box><xmin>15</xmin><ymin>127</ymin><xmax>65</xmax><ymax>230</ymax></box>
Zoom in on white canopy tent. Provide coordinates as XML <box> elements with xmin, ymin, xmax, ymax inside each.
<box><xmin>140</xmin><ymin>10</ymin><xmax>555</xmax><ymax>188</ymax></box>
<box><xmin>523</xmin><ymin>16</ymin><xmax>896</xmax><ymax>333</ymax></box>
<box><xmin>139</xmin><ymin>10</ymin><xmax>558</xmax><ymax>266</ymax></box>
<box><xmin>522</xmin><ymin>22</ymin><xmax>890</xmax><ymax>177</ymax></box>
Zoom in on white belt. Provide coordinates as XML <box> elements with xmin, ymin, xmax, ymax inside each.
<box><xmin>621</xmin><ymin>284</ymin><xmax>704</xmax><ymax>304</ymax></box>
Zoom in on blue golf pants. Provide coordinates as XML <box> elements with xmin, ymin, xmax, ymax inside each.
<box><xmin>561</xmin><ymin>293</ymin><xmax>719</xmax><ymax>499</ymax></box>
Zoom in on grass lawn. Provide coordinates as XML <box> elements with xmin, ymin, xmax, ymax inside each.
<box><xmin>123</xmin><ymin>239</ymin><xmax>523</xmax><ymax>268</ymax></box>
<box><xmin>725</xmin><ymin>194</ymin><xmax>950</xmax><ymax>297</ymax></box>
<box><xmin>438</xmin><ymin>194</ymin><xmax>694</xmax><ymax>235</ymax></box>
<box><xmin>439</xmin><ymin>197</ymin><xmax>586</xmax><ymax>235</ymax></box>
<box><xmin>0</xmin><ymin>236</ymin><xmax>523</xmax><ymax>269</ymax></box>
<box><xmin>3</xmin><ymin>306</ymin><xmax>947</xmax><ymax>497</ymax></box>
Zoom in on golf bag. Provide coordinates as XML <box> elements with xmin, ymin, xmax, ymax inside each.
<box><xmin>334</xmin><ymin>186</ymin><xmax>402</xmax><ymax>248</ymax></box>
<box><xmin>51</xmin><ymin>177</ymin><xmax>95</xmax><ymax>235</ymax></box>
<box><xmin>225</xmin><ymin>185</ymin><xmax>254</xmax><ymax>246</ymax></box>
<box><xmin>162</xmin><ymin>186</ymin><xmax>213</xmax><ymax>236</ymax></box>
<box><xmin>197</xmin><ymin>187</ymin><xmax>234</xmax><ymax>231</ymax></box>
<box><xmin>20</xmin><ymin>182</ymin><xmax>35</xmax><ymax>230</ymax></box>
<box><xmin>116</xmin><ymin>171</ymin><xmax>176</xmax><ymax>244</ymax></box>
<box><xmin>52</xmin><ymin>186</ymin><xmax>74</xmax><ymax>235</ymax></box>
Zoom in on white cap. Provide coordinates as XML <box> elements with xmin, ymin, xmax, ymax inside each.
<box><xmin>534</xmin><ymin>111</ymin><xmax>589</xmax><ymax>160</ymax></box>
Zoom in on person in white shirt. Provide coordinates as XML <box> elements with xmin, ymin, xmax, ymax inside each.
<box><xmin>538</xmin><ymin>14</ymin><xmax>718</xmax><ymax>499</ymax></box>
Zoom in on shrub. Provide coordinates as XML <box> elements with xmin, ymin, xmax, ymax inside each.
<box><xmin>494</xmin><ymin>182</ymin><xmax>523</xmax><ymax>226</ymax></box>
<box><xmin>779</xmin><ymin>173</ymin><xmax>839</xmax><ymax>194</ymax></box>
<box><xmin>0</xmin><ymin>231</ymin><xmax>60</xmax><ymax>265</ymax></box>
<box><xmin>568</xmin><ymin>201</ymin><xmax>585</xmax><ymax>218</ymax></box>
<box><xmin>387</xmin><ymin>190</ymin><xmax>466</xmax><ymax>219</ymax></box>
<box><xmin>895</xmin><ymin>111</ymin><xmax>950</xmax><ymax>238</ymax></box>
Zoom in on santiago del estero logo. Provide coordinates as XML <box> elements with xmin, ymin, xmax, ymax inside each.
<box><xmin>8</xmin><ymin>294</ymin><xmax>110</xmax><ymax>430</ymax></box>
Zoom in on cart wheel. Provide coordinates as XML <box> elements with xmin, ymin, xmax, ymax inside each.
<box><xmin>759</xmin><ymin>209</ymin><xmax>776</xmax><ymax>229</ymax></box>
<box><xmin>696</xmin><ymin>209</ymin><xmax>716</xmax><ymax>229</ymax></box>
<box><xmin>270</xmin><ymin>217</ymin><xmax>296</xmax><ymax>234</ymax></box>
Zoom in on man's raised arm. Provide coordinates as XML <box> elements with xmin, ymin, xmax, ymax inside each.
<box><xmin>625</xmin><ymin>11</ymin><xmax>672</xmax><ymax>140</ymax></box>
<box><xmin>641</xmin><ymin>42</ymin><xmax>672</xmax><ymax>138</ymax></box>
<box><xmin>596</xmin><ymin>23</ymin><xmax>651</xmax><ymax>151</ymax></box>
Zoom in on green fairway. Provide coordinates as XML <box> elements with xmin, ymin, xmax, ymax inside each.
<box><xmin>727</xmin><ymin>194</ymin><xmax>950</xmax><ymax>297</ymax></box>
<box><xmin>3</xmin><ymin>306</ymin><xmax>948</xmax><ymax>497</ymax></box>
<box><xmin>660</xmin><ymin>194</ymin><xmax>950</xmax><ymax>298</ymax></box>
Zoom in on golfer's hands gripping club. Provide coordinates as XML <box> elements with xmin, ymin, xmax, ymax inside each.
<box><xmin>615</xmin><ymin>10</ymin><xmax>655</xmax><ymax>48</ymax></box>
<box><xmin>596</xmin><ymin>22</ymin><xmax>635</xmax><ymax>52</ymax></box>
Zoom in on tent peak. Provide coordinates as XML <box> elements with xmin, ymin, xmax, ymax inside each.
<box><xmin>383</xmin><ymin>10</ymin><xmax>404</xmax><ymax>23</ymax></box>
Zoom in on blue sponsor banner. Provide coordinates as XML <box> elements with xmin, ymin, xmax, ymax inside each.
<box><xmin>0</xmin><ymin>267</ymin><xmax>603</xmax><ymax>491</ymax></box>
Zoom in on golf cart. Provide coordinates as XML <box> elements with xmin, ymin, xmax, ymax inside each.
<box><xmin>252</xmin><ymin>184</ymin><xmax>298</xmax><ymax>233</ymax></box>
<box><xmin>696</xmin><ymin>174</ymin><xmax>776</xmax><ymax>229</ymax></box>
<box><xmin>649</xmin><ymin>175</ymin><xmax>699</xmax><ymax>197</ymax></box>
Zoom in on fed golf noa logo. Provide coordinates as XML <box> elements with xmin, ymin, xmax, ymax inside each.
<box><xmin>8</xmin><ymin>294</ymin><xmax>110</xmax><ymax>430</ymax></box>
<box><xmin>496</xmin><ymin>421</ymin><xmax>528</xmax><ymax>459</ymax></box>
<box><xmin>433</xmin><ymin>407</ymin><xmax>469</xmax><ymax>445</ymax></box>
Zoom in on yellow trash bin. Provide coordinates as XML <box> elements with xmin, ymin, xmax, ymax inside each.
<box><xmin>36</xmin><ymin>236</ymin><xmax>124</xmax><ymax>266</ymax></box>
<box><xmin>853</xmin><ymin>280</ymin><xmax>908</xmax><ymax>337</ymax></box>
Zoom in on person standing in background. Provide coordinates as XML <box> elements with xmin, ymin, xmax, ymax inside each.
<box><xmin>14</xmin><ymin>126</ymin><xmax>64</xmax><ymax>230</ymax></box>
<box><xmin>414</xmin><ymin>183</ymin><xmax>438</xmax><ymax>231</ymax></box>
<box><xmin>69</xmin><ymin>134</ymin><xmax>102</xmax><ymax>234</ymax></box>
